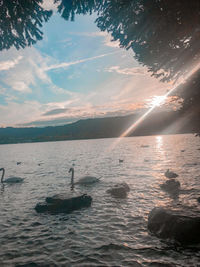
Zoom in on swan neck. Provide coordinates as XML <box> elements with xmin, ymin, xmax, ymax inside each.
<box><xmin>71</xmin><ymin>169</ymin><xmax>74</xmax><ymax>185</ymax></box>
<box><xmin>1</xmin><ymin>168</ymin><xmax>5</xmax><ymax>183</ymax></box>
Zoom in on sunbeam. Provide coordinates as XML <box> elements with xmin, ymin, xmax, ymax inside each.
<box><xmin>108</xmin><ymin>61</ymin><xmax>200</xmax><ymax>152</ymax></box>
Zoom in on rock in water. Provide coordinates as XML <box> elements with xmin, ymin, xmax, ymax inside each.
<box><xmin>160</xmin><ymin>179</ymin><xmax>180</xmax><ymax>196</ymax></box>
<box><xmin>35</xmin><ymin>194</ymin><xmax>92</xmax><ymax>214</ymax></box>
<box><xmin>107</xmin><ymin>182</ymin><xmax>130</xmax><ymax>198</ymax></box>
<box><xmin>148</xmin><ymin>207</ymin><xmax>200</xmax><ymax>245</ymax></box>
<box><xmin>164</xmin><ymin>169</ymin><xmax>178</xmax><ymax>178</ymax></box>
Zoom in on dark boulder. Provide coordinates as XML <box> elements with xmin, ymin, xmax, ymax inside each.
<box><xmin>148</xmin><ymin>207</ymin><xmax>200</xmax><ymax>245</ymax></box>
<box><xmin>160</xmin><ymin>179</ymin><xmax>180</xmax><ymax>196</ymax></box>
<box><xmin>35</xmin><ymin>194</ymin><xmax>92</xmax><ymax>214</ymax></box>
<box><xmin>164</xmin><ymin>169</ymin><xmax>178</xmax><ymax>179</ymax></box>
<box><xmin>107</xmin><ymin>182</ymin><xmax>130</xmax><ymax>198</ymax></box>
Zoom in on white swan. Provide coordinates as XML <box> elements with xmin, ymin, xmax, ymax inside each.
<box><xmin>0</xmin><ymin>168</ymin><xmax>24</xmax><ymax>183</ymax></box>
<box><xmin>69</xmin><ymin>167</ymin><xmax>100</xmax><ymax>186</ymax></box>
<box><xmin>164</xmin><ymin>169</ymin><xmax>178</xmax><ymax>179</ymax></box>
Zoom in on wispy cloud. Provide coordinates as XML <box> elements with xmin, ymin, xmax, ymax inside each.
<box><xmin>43</xmin><ymin>108</ymin><xmax>69</xmax><ymax>116</ymax></box>
<box><xmin>0</xmin><ymin>15</ymin><xmax>172</xmax><ymax>129</ymax></box>
<box><xmin>0</xmin><ymin>56</ymin><xmax>23</xmax><ymax>71</ymax></box>
<box><xmin>103</xmin><ymin>34</ymin><xmax>120</xmax><ymax>48</ymax></box>
<box><xmin>0</xmin><ymin>100</ymin><xmax>43</xmax><ymax>127</ymax></box>
<box><xmin>0</xmin><ymin>47</ymin><xmax>51</xmax><ymax>93</ymax></box>
<box><xmin>0</xmin><ymin>47</ymin><xmax>79</xmax><ymax>97</ymax></box>
<box><xmin>0</xmin><ymin>97</ymin><xmax>82</xmax><ymax>127</ymax></box>
<box><xmin>106</xmin><ymin>66</ymin><xmax>147</xmax><ymax>75</ymax></box>
<box><xmin>68</xmin><ymin>31</ymin><xmax>107</xmax><ymax>37</ymax></box>
<box><xmin>69</xmin><ymin>31</ymin><xmax>120</xmax><ymax>48</ymax></box>
<box><xmin>18</xmin><ymin>110</ymin><xmax>133</xmax><ymax>127</ymax></box>
<box><xmin>18</xmin><ymin>99</ymin><xmax>145</xmax><ymax>127</ymax></box>
<box><xmin>19</xmin><ymin>117</ymin><xmax>77</xmax><ymax>127</ymax></box>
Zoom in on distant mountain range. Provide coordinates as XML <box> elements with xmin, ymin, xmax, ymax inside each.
<box><xmin>0</xmin><ymin>110</ymin><xmax>199</xmax><ymax>144</ymax></box>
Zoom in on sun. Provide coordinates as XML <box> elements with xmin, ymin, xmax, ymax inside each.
<box><xmin>150</xmin><ymin>95</ymin><xmax>167</xmax><ymax>107</ymax></box>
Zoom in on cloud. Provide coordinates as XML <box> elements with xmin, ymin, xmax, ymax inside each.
<box><xmin>0</xmin><ymin>47</ymin><xmax>51</xmax><ymax>93</ymax></box>
<box><xmin>0</xmin><ymin>96</ymin><xmax>83</xmax><ymax>127</ymax></box>
<box><xmin>0</xmin><ymin>46</ymin><xmax>170</xmax><ymax>128</ymax></box>
<box><xmin>68</xmin><ymin>31</ymin><xmax>107</xmax><ymax>37</ymax></box>
<box><xmin>89</xmin><ymin>31</ymin><xmax>120</xmax><ymax>48</ymax></box>
<box><xmin>17</xmin><ymin>112</ymin><xmax>118</xmax><ymax>127</ymax></box>
<box><xmin>103</xmin><ymin>34</ymin><xmax>120</xmax><ymax>48</ymax></box>
<box><xmin>41</xmin><ymin>0</ymin><xmax>58</xmax><ymax>11</ymax></box>
<box><xmin>11</xmin><ymin>81</ymin><xmax>32</xmax><ymax>93</ymax></box>
<box><xmin>0</xmin><ymin>56</ymin><xmax>23</xmax><ymax>71</ymax></box>
<box><xmin>105</xmin><ymin>65</ymin><xmax>147</xmax><ymax>75</ymax></box>
<box><xmin>0</xmin><ymin>100</ymin><xmax>43</xmax><ymax>127</ymax></box>
<box><xmin>17</xmin><ymin>99</ymin><xmax>145</xmax><ymax>127</ymax></box>
<box><xmin>43</xmin><ymin>108</ymin><xmax>69</xmax><ymax>116</ymax></box>
<box><xmin>146</xmin><ymin>95</ymin><xmax>182</xmax><ymax>110</ymax></box>
<box><xmin>111</xmin><ymin>74</ymin><xmax>170</xmax><ymax>103</ymax></box>
<box><xmin>68</xmin><ymin>31</ymin><xmax>120</xmax><ymax>48</ymax></box>
<box><xmin>0</xmin><ymin>25</ymin><xmax>171</xmax><ymax>129</ymax></box>
<box><xmin>0</xmin><ymin>47</ymin><xmax>78</xmax><ymax>97</ymax></box>
<box><xmin>18</xmin><ymin>117</ymin><xmax>77</xmax><ymax>127</ymax></box>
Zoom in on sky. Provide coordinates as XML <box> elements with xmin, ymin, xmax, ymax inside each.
<box><xmin>0</xmin><ymin>1</ymin><xmax>171</xmax><ymax>128</ymax></box>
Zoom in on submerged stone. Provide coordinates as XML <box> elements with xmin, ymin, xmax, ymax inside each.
<box><xmin>160</xmin><ymin>179</ymin><xmax>180</xmax><ymax>196</ymax></box>
<box><xmin>35</xmin><ymin>194</ymin><xmax>92</xmax><ymax>214</ymax></box>
<box><xmin>107</xmin><ymin>182</ymin><xmax>130</xmax><ymax>198</ymax></box>
<box><xmin>164</xmin><ymin>169</ymin><xmax>178</xmax><ymax>178</ymax></box>
<box><xmin>148</xmin><ymin>207</ymin><xmax>200</xmax><ymax>245</ymax></box>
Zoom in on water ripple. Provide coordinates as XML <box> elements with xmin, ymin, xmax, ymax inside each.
<box><xmin>0</xmin><ymin>135</ymin><xmax>200</xmax><ymax>266</ymax></box>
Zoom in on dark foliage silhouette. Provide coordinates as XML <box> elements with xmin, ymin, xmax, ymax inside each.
<box><xmin>55</xmin><ymin>0</ymin><xmax>200</xmax><ymax>83</ymax></box>
<box><xmin>0</xmin><ymin>0</ymin><xmax>52</xmax><ymax>50</ymax></box>
<box><xmin>1</xmin><ymin>0</ymin><xmax>200</xmax><ymax>83</ymax></box>
<box><xmin>55</xmin><ymin>0</ymin><xmax>200</xmax><ymax>126</ymax></box>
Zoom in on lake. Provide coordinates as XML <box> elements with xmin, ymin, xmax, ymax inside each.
<box><xmin>0</xmin><ymin>134</ymin><xmax>200</xmax><ymax>266</ymax></box>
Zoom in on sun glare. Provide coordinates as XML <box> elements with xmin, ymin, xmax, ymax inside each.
<box><xmin>150</xmin><ymin>95</ymin><xmax>167</xmax><ymax>107</ymax></box>
<box><xmin>108</xmin><ymin>60</ymin><xmax>200</xmax><ymax>152</ymax></box>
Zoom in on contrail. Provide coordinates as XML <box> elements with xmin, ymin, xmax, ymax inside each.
<box><xmin>45</xmin><ymin>52</ymin><xmax>118</xmax><ymax>71</ymax></box>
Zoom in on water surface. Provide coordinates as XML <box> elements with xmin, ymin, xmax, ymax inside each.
<box><xmin>0</xmin><ymin>134</ymin><xmax>200</xmax><ymax>266</ymax></box>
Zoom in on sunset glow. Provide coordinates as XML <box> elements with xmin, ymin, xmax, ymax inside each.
<box><xmin>150</xmin><ymin>95</ymin><xmax>167</xmax><ymax>107</ymax></box>
<box><xmin>0</xmin><ymin>6</ymin><xmax>170</xmax><ymax>128</ymax></box>
<box><xmin>108</xmin><ymin>60</ymin><xmax>200</xmax><ymax>152</ymax></box>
